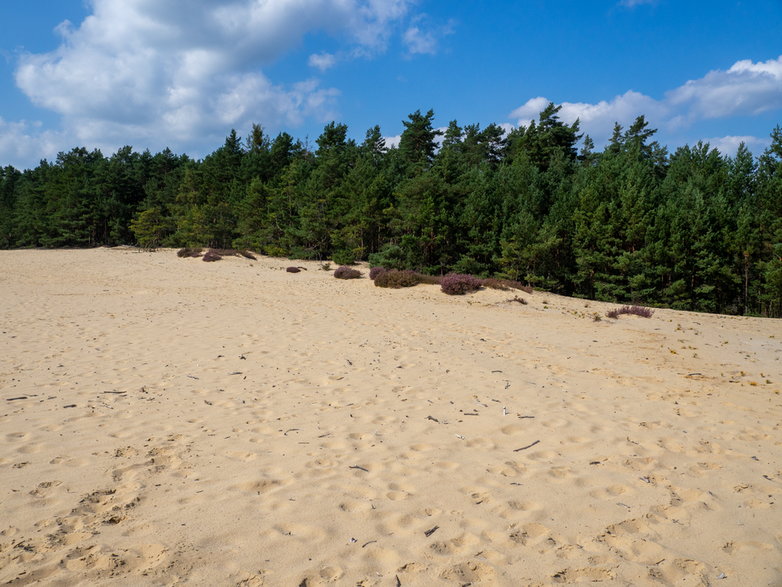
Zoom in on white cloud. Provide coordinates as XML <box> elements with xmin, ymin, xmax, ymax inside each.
<box><xmin>509</xmin><ymin>55</ymin><xmax>782</xmax><ymax>144</ymax></box>
<box><xmin>704</xmin><ymin>135</ymin><xmax>770</xmax><ymax>157</ymax></box>
<box><xmin>402</xmin><ymin>16</ymin><xmax>454</xmax><ymax>56</ymax></box>
<box><xmin>0</xmin><ymin>118</ymin><xmax>65</xmax><ymax>169</ymax></box>
<box><xmin>403</xmin><ymin>26</ymin><xmax>437</xmax><ymax>55</ymax></box>
<box><xmin>383</xmin><ymin>133</ymin><xmax>401</xmax><ymax>149</ymax></box>
<box><xmin>667</xmin><ymin>56</ymin><xmax>782</xmax><ymax>120</ymax></box>
<box><xmin>618</xmin><ymin>0</ymin><xmax>657</xmax><ymax>7</ymax></box>
<box><xmin>8</xmin><ymin>0</ymin><xmax>414</xmax><ymax>164</ymax></box>
<box><xmin>308</xmin><ymin>52</ymin><xmax>337</xmax><ymax>71</ymax></box>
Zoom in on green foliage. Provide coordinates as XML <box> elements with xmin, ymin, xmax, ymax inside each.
<box><xmin>130</xmin><ymin>207</ymin><xmax>172</xmax><ymax>248</ymax></box>
<box><xmin>1</xmin><ymin>116</ymin><xmax>780</xmax><ymax>316</ymax></box>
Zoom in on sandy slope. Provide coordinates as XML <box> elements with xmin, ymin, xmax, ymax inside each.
<box><xmin>0</xmin><ymin>248</ymin><xmax>780</xmax><ymax>586</ymax></box>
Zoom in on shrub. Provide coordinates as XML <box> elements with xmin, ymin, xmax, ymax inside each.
<box><xmin>481</xmin><ymin>278</ymin><xmax>533</xmax><ymax>294</ymax></box>
<box><xmin>481</xmin><ymin>278</ymin><xmax>510</xmax><ymax>291</ymax></box>
<box><xmin>332</xmin><ymin>250</ymin><xmax>357</xmax><ymax>266</ymax></box>
<box><xmin>320</xmin><ymin>262</ymin><xmax>331</xmax><ymax>271</ymax></box>
<box><xmin>177</xmin><ymin>247</ymin><xmax>202</xmax><ymax>258</ymax></box>
<box><xmin>606</xmin><ymin>305</ymin><xmax>654</xmax><ymax>319</ymax></box>
<box><xmin>441</xmin><ymin>273</ymin><xmax>482</xmax><ymax>295</ymax></box>
<box><xmin>334</xmin><ymin>266</ymin><xmax>362</xmax><ymax>279</ymax></box>
<box><xmin>369</xmin><ymin>266</ymin><xmax>387</xmax><ymax>280</ymax></box>
<box><xmin>374</xmin><ymin>269</ymin><xmax>422</xmax><ymax>288</ymax></box>
<box><xmin>368</xmin><ymin>244</ymin><xmax>406</xmax><ymax>270</ymax></box>
<box><xmin>508</xmin><ymin>296</ymin><xmax>527</xmax><ymax>305</ymax></box>
<box><xmin>417</xmin><ymin>273</ymin><xmax>443</xmax><ymax>285</ymax></box>
<box><xmin>202</xmin><ymin>251</ymin><xmax>221</xmax><ymax>262</ymax></box>
<box><xmin>208</xmin><ymin>248</ymin><xmax>256</xmax><ymax>259</ymax></box>
<box><xmin>286</xmin><ymin>267</ymin><xmax>301</xmax><ymax>273</ymax></box>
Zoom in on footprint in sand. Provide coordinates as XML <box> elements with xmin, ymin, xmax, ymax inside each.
<box><xmin>440</xmin><ymin>560</ymin><xmax>497</xmax><ymax>584</ymax></box>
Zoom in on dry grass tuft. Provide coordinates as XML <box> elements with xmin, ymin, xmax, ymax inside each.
<box><xmin>606</xmin><ymin>305</ymin><xmax>654</xmax><ymax>319</ymax></box>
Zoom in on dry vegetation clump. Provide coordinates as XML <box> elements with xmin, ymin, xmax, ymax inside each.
<box><xmin>417</xmin><ymin>274</ymin><xmax>443</xmax><ymax>285</ymax></box>
<box><xmin>508</xmin><ymin>295</ymin><xmax>528</xmax><ymax>305</ymax></box>
<box><xmin>334</xmin><ymin>266</ymin><xmax>362</xmax><ymax>279</ymax></box>
<box><xmin>606</xmin><ymin>305</ymin><xmax>654</xmax><ymax>319</ymax></box>
<box><xmin>373</xmin><ymin>269</ymin><xmax>422</xmax><ymax>288</ymax></box>
<box><xmin>369</xmin><ymin>266</ymin><xmax>387</xmax><ymax>280</ymax></box>
<box><xmin>441</xmin><ymin>273</ymin><xmax>482</xmax><ymax>295</ymax></box>
<box><xmin>481</xmin><ymin>278</ymin><xmax>533</xmax><ymax>294</ymax></box>
<box><xmin>208</xmin><ymin>248</ymin><xmax>256</xmax><ymax>259</ymax></box>
<box><xmin>202</xmin><ymin>251</ymin><xmax>222</xmax><ymax>262</ymax></box>
<box><xmin>177</xmin><ymin>247</ymin><xmax>203</xmax><ymax>258</ymax></box>
<box><xmin>286</xmin><ymin>267</ymin><xmax>301</xmax><ymax>273</ymax></box>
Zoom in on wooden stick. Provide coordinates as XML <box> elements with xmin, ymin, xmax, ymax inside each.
<box><xmin>513</xmin><ymin>440</ymin><xmax>540</xmax><ymax>452</ymax></box>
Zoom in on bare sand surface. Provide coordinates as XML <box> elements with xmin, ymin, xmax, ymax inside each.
<box><xmin>1</xmin><ymin>248</ymin><xmax>780</xmax><ymax>586</ymax></box>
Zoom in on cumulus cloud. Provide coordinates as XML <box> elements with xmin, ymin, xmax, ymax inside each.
<box><xmin>0</xmin><ymin>118</ymin><xmax>64</xmax><ymax>170</ymax></box>
<box><xmin>402</xmin><ymin>15</ymin><xmax>454</xmax><ymax>56</ymax></box>
<box><xmin>667</xmin><ymin>56</ymin><xmax>782</xmax><ymax>120</ymax></box>
<box><xmin>509</xmin><ymin>55</ymin><xmax>782</xmax><ymax>144</ymax></box>
<box><xmin>9</xmin><ymin>0</ymin><xmax>414</xmax><ymax>162</ymax></box>
<box><xmin>403</xmin><ymin>26</ymin><xmax>437</xmax><ymax>55</ymax></box>
<box><xmin>704</xmin><ymin>135</ymin><xmax>770</xmax><ymax>156</ymax></box>
<box><xmin>308</xmin><ymin>52</ymin><xmax>337</xmax><ymax>71</ymax></box>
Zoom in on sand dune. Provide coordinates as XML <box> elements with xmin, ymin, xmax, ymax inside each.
<box><xmin>1</xmin><ymin>248</ymin><xmax>780</xmax><ymax>586</ymax></box>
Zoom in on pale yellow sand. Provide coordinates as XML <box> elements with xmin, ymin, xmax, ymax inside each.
<box><xmin>1</xmin><ymin>248</ymin><xmax>780</xmax><ymax>586</ymax></box>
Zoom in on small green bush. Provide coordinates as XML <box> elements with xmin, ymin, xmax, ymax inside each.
<box><xmin>332</xmin><ymin>250</ymin><xmax>357</xmax><ymax>266</ymax></box>
<box><xmin>373</xmin><ymin>269</ymin><xmax>422</xmax><ymax>288</ymax></box>
<box><xmin>368</xmin><ymin>244</ymin><xmax>406</xmax><ymax>270</ymax></box>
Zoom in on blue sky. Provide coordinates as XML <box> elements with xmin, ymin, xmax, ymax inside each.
<box><xmin>0</xmin><ymin>0</ymin><xmax>780</xmax><ymax>169</ymax></box>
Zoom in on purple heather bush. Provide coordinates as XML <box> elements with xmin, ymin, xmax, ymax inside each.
<box><xmin>286</xmin><ymin>267</ymin><xmax>301</xmax><ymax>273</ymax></box>
<box><xmin>369</xmin><ymin>266</ymin><xmax>387</xmax><ymax>280</ymax></box>
<box><xmin>202</xmin><ymin>251</ymin><xmax>221</xmax><ymax>262</ymax></box>
<box><xmin>334</xmin><ymin>266</ymin><xmax>362</xmax><ymax>279</ymax></box>
<box><xmin>440</xmin><ymin>273</ymin><xmax>482</xmax><ymax>295</ymax></box>
<box><xmin>606</xmin><ymin>305</ymin><xmax>654</xmax><ymax>319</ymax></box>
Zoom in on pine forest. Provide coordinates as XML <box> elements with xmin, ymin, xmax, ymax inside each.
<box><xmin>1</xmin><ymin>104</ymin><xmax>781</xmax><ymax>317</ymax></box>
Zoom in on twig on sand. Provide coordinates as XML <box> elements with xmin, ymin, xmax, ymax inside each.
<box><xmin>283</xmin><ymin>428</ymin><xmax>300</xmax><ymax>436</ymax></box>
<box><xmin>424</xmin><ymin>526</ymin><xmax>439</xmax><ymax>537</ymax></box>
<box><xmin>362</xmin><ymin>540</ymin><xmax>377</xmax><ymax>548</ymax></box>
<box><xmin>349</xmin><ymin>465</ymin><xmax>369</xmax><ymax>472</ymax></box>
<box><xmin>426</xmin><ymin>415</ymin><xmax>440</xmax><ymax>423</ymax></box>
<box><xmin>513</xmin><ymin>440</ymin><xmax>540</xmax><ymax>452</ymax></box>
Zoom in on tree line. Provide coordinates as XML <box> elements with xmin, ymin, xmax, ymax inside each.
<box><xmin>1</xmin><ymin>104</ymin><xmax>780</xmax><ymax>316</ymax></box>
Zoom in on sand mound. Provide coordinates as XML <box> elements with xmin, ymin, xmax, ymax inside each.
<box><xmin>1</xmin><ymin>248</ymin><xmax>780</xmax><ymax>585</ymax></box>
